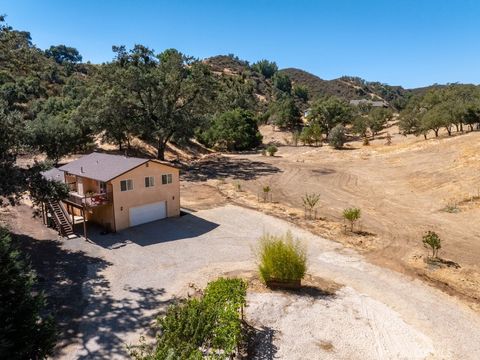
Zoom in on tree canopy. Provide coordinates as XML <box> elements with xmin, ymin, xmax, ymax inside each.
<box><xmin>307</xmin><ymin>97</ymin><xmax>353</xmax><ymax>137</ymax></box>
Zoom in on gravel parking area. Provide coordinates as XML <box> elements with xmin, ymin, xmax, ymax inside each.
<box><xmin>11</xmin><ymin>204</ymin><xmax>480</xmax><ymax>359</ymax></box>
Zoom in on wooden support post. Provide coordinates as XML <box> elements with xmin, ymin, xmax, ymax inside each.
<box><xmin>41</xmin><ymin>202</ymin><xmax>46</xmax><ymax>225</ymax></box>
<box><xmin>69</xmin><ymin>204</ymin><xmax>74</xmax><ymax>224</ymax></box>
<box><xmin>82</xmin><ymin>208</ymin><xmax>87</xmax><ymax>240</ymax></box>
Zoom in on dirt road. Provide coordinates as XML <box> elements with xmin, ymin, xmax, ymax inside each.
<box><xmin>191</xmin><ymin>129</ymin><xmax>480</xmax><ymax>304</ymax></box>
<box><xmin>9</xmin><ymin>204</ymin><xmax>480</xmax><ymax>359</ymax></box>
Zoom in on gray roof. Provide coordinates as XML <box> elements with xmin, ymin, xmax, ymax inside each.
<box><xmin>41</xmin><ymin>168</ymin><xmax>65</xmax><ymax>183</ymax></box>
<box><xmin>58</xmin><ymin>153</ymin><xmax>149</xmax><ymax>182</ymax></box>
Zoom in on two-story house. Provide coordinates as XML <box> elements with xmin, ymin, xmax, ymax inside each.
<box><xmin>41</xmin><ymin>152</ymin><xmax>180</xmax><ymax>237</ymax></box>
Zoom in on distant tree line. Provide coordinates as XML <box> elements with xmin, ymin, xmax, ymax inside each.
<box><xmin>399</xmin><ymin>85</ymin><xmax>480</xmax><ymax>138</ymax></box>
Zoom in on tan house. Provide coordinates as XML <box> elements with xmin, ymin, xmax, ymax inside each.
<box><xmin>41</xmin><ymin>152</ymin><xmax>180</xmax><ymax>237</ymax></box>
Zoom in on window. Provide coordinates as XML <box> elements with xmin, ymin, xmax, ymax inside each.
<box><xmin>99</xmin><ymin>181</ymin><xmax>107</xmax><ymax>194</ymax></box>
<box><xmin>120</xmin><ymin>179</ymin><xmax>133</xmax><ymax>192</ymax></box>
<box><xmin>161</xmin><ymin>174</ymin><xmax>173</xmax><ymax>185</ymax></box>
<box><xmin>145</xmin><ymin>176</ymin><xmax>155</xmax><ymax>188</ymax></box>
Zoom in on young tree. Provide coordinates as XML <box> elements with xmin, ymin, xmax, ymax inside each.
<box><xmin>422</xmin><ymin>231</ymin><xmax>441</xmax><ymax>258</ymax></box>
<box><xmin>0</xmin><ymin>228</ymin><xmax>56</xmax><ymax>359</ymax></box>
<box><xmin>266</xmin><ymin>145</ymin><xmax>278</xmax><ymax>156</ymax></box>
<box><xmin>302</xmin><ymin>193</ymin><xmax>320</xmax><ymax>219</ymax></box>
<box><xmin>343</xmin><ymin>207</ymin><xmax>361</xmax><ymax>232</ymax></box>
<box><xmin>329</xmin><ymin>124</ymin><xmax>347</xmax><ymax>149</ymax></box>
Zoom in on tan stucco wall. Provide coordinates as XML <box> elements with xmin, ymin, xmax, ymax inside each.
<box><xmin>88</xmin><ymin>205</ymin><xmax>115</xmax><ymax>231</ymax></box>
<box><xmin>110</xmin><ymin>161</ymin><xmax>180</xmax><ymax>231</ymax></box>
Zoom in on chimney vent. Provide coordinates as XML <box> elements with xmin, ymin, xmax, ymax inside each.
<box><xmin>81</xmin><ymin>166</ymin><xmax>84</xmax><ymax>173</ymax></box>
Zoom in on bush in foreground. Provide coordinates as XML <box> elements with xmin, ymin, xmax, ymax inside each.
<box><xmin>130</xmin><ymin>278</ymin><xmax>246</xmax><ymax>359</ymax></box>
<box><xmin>0</xmin><ymin>228</ymin><xmax>56</xmax><ymax>359</ymax></box>
<box><xmin>257</xmin><ymin>231</ymin><xmax>307</xmax><ymax>284</ymax></box>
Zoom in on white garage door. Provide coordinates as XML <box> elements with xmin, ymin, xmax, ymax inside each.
<box><xmin>129</xmin><ymin>201</ymin><xmax>167</xmax><ymax>227</ymax></box>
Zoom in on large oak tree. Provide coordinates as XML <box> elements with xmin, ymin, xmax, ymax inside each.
<box><xmin>95</xmin><ymin>45</ymin><xmax>215</xmax><ymax>160</ymax></box>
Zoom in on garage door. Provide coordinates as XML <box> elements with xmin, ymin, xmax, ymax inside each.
<box><xmin>129</xmin><ymin>201</ymin><xmax>167</xmax><ymax>227</ymax></box>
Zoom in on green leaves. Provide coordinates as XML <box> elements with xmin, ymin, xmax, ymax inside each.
<box><xmin>257</xmin><ymin>231</ymin><xmax>307</xmax><ymax>283</ymax></box>
<box><xmin>308</xmin><ymin>96</ymin><xmax>353</xmax><ymax>137</ymax></box>
<box><xmin>134</xmin><ymin>278</ymin><xmax>246</xmax><ymax>359</ymax></box>
<box><xmin>0</xmin><ymin>228</ymin><xmax>57</xmax><ymax>359</ymax></box>
<box><xmin>96</xmin><ymin>46</ymin><xmax>215</xmax><ymax>159</ymax></box>
<box><xmin>422</xmin><ymin>231</ymin><xmax>442</xmax><ymax>258</ymax></box>
<box><xmin>328</xmin><ymin>124</ymin><xmax>347</xmax><ymax>149</ymax></box>
<box><xmin>269</xmin><ymin>96</ymin><xmax>301</xmax><ymax>129</ymax></box>
<box><xmin>251</xmin><ymin>59</ymin><xmax>278</xmax><ymax>79</ymax></box>
<box><xmin>200</xmin><ymin>109</ymin><xmax>262</xmax><ymax>151</ymax></box>
<box><xmin>343</xmin><ymin>207</ymin><xmax>361</xmax><ymax>232</ymax></box>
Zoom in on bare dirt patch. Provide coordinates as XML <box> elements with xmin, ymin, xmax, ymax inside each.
<box><xmin>182</xmin><ymin>127</ymin><xmax>480</xmax><ymax>310</ymax></box>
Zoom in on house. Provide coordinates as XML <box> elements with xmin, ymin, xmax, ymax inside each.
<box><xmin>41</xmin><ymin>152</ymin><xmax>180</xmax><ymax>237</ymax></box>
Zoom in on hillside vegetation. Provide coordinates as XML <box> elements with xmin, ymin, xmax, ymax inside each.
<box><xmin>2</xmin><ymin>14</ymin><xmax>480</xmax><ymax>204</ymax></box>
<box><xmin>279</xmin><ymin>68</ymin><xmax>409</xmax><ymax>109</ymax></box>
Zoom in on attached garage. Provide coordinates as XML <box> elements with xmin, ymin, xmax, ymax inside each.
<box><xmin>129</xmin><ymin>201</ymin><xmax>167</xmax><ymax>227</ymax></box>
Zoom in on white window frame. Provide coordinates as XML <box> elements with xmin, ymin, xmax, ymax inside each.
<box><xmin>120</xmin><ymin>179</ymin><xmax>134</xmax><ymax>192</ymax></box>
<box><xmin>161</xmin><ymin>174</ymin><xmax>173</xmax><ymax>185</ymax></box>
<box><xmin>145</xmin><ymin>176</ymin><xmax>155</xmax><ymax>188</ymax></box>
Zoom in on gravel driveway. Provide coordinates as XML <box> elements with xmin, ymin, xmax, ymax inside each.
<box><xmin>50</xmin><ymin>204</ymin><xmax>480</xmax><ymax>359</ymax></box>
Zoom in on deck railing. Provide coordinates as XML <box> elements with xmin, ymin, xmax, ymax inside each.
<box><xmin>67</xmin><ymin>191</ymin><xmax>112</xmax><ymax>208</ymax></box>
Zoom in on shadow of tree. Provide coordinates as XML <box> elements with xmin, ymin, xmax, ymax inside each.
<box><xmin>14</xmin><ymin>233</ymin><xmax>110</xmax><ymax>357</ymax></box>
<box><xmin>14</xmin><ymin>232</ymin><xmax>175</xmax><ymax>359</ymax></box>
<box><xmin>242</xmin><ymin>322</ymin><xmax>278</xmax><ymax>360</ymax></box>
<box><xmin>182</xmin><ymin>156</ymin><xmax>281</xmax><ymax>182</ymax></box>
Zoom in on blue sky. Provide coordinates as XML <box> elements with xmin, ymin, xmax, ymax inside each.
<box><xmin>2</xmin><ymin>0</ymin><xmax>479</xmax><ymax>88</ymax></box>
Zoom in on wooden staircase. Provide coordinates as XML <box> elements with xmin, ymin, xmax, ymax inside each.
<box><xmin>47</xmin><ymin>200</ymin><xmax>74</xmax><ymax>237</ymax></box>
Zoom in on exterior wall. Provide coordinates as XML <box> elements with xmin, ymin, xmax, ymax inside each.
<box><xmin>110</xmin><ymin>161</ymin><xmax>180</xmax><ymax>231</ymax></box>
<box><xmin>88</xmin><ymin>204</ymin><xmax>115</xmax><ymax>232</ymax></box>
<box><xmin>81</xmin><ymin>177</ymin><xmax>99</xmax><ymax>194</ymax></box>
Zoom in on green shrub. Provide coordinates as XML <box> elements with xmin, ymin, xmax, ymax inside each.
<box><xmin>343</xmin><ymin>207</ymin><xmax>361</xmax><ymax>232</ymax></box>
<box><xmin>199</xmin><ymin>109</ymin><xmax>262</xmax><ymax>151</ymax></box>
<box><xmin>257</xmin><ymin>231</ymin><xmax>307</xmax><ymax>283</ymax></box>
<box><xmin>0</xmin><ymin>228</ymin><xmax>56</xmax><ymax>359</ymax></box>
<box><xmin>266</xmin><ymin>144</ymin><xmax>278</xmax><ymax>156</ymax></box>
<box><xmin>131</xmin><ymin>278</ymin><xmax>246</xmax><ymax>360</ymax></box>
<box><xmin>422</xmin><ymin>231</ymin><xmax>441</xmax><ymax>258</ymax></box>
<box><xmin>329</xmin><ymin>124</ymin><xmax>347</xmax><ymax>149</ymax></box>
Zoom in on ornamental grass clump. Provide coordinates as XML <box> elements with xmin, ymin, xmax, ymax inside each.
<box><xmin>258</xmin><ymin>231</ymin><xmax>307</xmax><ymax>284</ymax></box>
